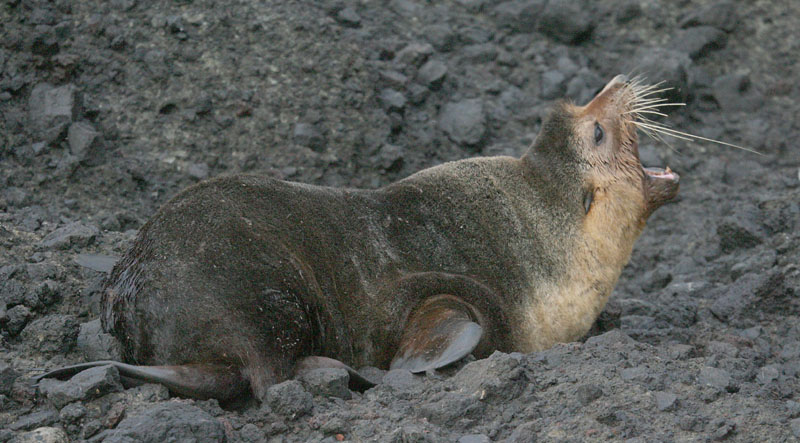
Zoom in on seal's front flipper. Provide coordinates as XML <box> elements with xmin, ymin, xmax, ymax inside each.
<box><xmin>33</xmin><ymin>361</ymin><xmax>249</xmax><ymax>402</ymax></box>
<box><xmin>390</xmin><ymin>295</ymin><xmax>483</xmax><ymax>373</ymax></box>
<box><xmin>294</xmin><ymin>356</ymin><xmax>376</xmax><ymax>391</ymax></box>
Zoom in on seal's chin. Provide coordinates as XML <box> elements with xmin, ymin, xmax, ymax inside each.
<box><xmin>642</xmin><ymin>165</ymin><xmax>680</xmax><ymax>217</ymax></box>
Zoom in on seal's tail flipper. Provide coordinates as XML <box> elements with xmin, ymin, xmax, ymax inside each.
<box><xmin>294</xmin><ymin>356</ymin><xmax>376</xmax><ymax>391</ymax></box>
<box><xmin>390</xmin><ymin>295</ymin><xmax>483</xmax><ymax>373</ymax></box>
<box><xmin>33</xmin><ymin>361</ymin><xmax>250</xmax><ymax>402</ymax></box>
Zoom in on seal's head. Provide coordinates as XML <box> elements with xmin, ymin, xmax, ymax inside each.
<box><xmin>530</xmin><ymin>75</ymin><xmax>680</xmax><ymax>223</ymax></box>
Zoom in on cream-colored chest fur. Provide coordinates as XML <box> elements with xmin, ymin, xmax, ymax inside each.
<box><xmin>517</xmin><ymin>184</ymin><xmax>646</xmax><ymax>352</ymax></box>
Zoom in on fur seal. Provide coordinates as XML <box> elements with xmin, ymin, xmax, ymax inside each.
<box><xmin>36</xmin><ymin>75</ymin><xmax>679</xmax><ymax>402</ymax></box>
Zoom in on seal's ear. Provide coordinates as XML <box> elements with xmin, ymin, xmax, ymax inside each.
<box><xmin>390</xmin><ymin>295</ymin><xmax>483</xmax><ymax>373</ymax></box>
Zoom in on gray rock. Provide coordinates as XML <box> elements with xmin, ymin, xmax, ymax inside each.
<box><xmin>11</xmin><ymin>427</ymin><xmax>68</xmax><ymax>443</ymax></box>
<box><xmin>380</xmin><ymin>70</ymin><xmax>408</xmax><ymax>88</ymax></box>
<box><xmin>0</xmin><ymin>361</ymin><xmax>18</xmax><ymax>396</ymax></box>
<box><xmin>73</xmin><ymin>254</ymin><xmax>118</xmax><ymax>274</ymax></box>
<box><xmin>493</xmin><ymin>0</ymin><xmax>546</xmax><ymax>33</ymax></box>
<box><xmin>1</xmin><ymin>280</ymin><xmax>26</xmax><ymax>307</ymax></box>
<box><xmin>394</xmin><ymin>43</ymin><xmax>434</xmax><ymax>67</ymax></box>
<box><xmin>575</xmin><ymin>384</ymin><xmax>603</xmax><ymax>405</ymax></box>
<box><xmin>716</xmin><ymin>272</ymin><xmax>779</xmax><ymax>322</ymax></box>
<box><xmin>59</xmin><ymin>402</ymin><xmax>87</xmax><ymax>423</ymax></box>
<box><xmin>540</xmin><ymin>70</ymin><xmax>566</xmax><ymax>100</ymax></box>
<box><xmin>266</xmin><ymin>380</ymin><xmax>313</xmax><ymax>417</ymax></box>
<box><xmin>39</xmin><ymin>365</ymin><xmax>123</xmax><ymax>409</ymax></box>
<box><xmin>679</xmin><ymin>1</ymin><xmax>738</xmax><ymax>32</ymax></box>
<box><xmin>621</xmin><ymin>366</ymin><xmax>663</xmax><ymax>389</ymax></box>
<box><xmin>5</xmin><ymin>305</ymin><xmax>32</xmax><ymax>336</ymax></box>
<box><xmin>756</xmin><ymin>364</ymin><xmax>780</xmax><ymax>385</ymax></box>
<box><xmin>382</xmin><ymin>369</ymin><xmax>422</xmax><ymax>392</ymax></box>
<box><xmin>790</xmin><ymin>418</ymin><xmax>800</xmax><ymax>438</ymax></box>
<box><xmin>28</xmin><ymin>83</ymin><xmax>78</xmax><ymax>143</ymax></box>
<box><xmin>654</xmin><ymin>391</ymin><xmax>677</xmax><ymax>411</ymax></box>
<box><xmin>671</xmin><ymin>26</ymin><xmax>727</xmax><ymax>60</ymax></box>
<box><xmin>299</xmin><ymin>367</ymin><xmax>351</xmax><ymax>399</ymax></box>
<box><xmin>375</xmin><ymin>143</ymin><xmax>404</xmax><ymax>172</ymax></box>
<box><xmin>40</xmin><ymin>222</ymin><xmax>99</xmax><ymax>250</ymax></box>
<box><xmin>507</xmin><ymin>421</ymin><xmax>538</xmax><ymax>442</ymax></box>
<box><xmin>458</xmin><ymin>435</ymin><xmax>491</xmax><ymax>443</ymax></box>
<box><xmin>8</xmin><ymin>409</ymin><xmax>59</xmax><ymax>431</ymax></box>
<box><xmin>335</xmin><ymin>7</ymin><xmax>361</xmax><ymax>28</ymax></box>
<box><xmin>628</xmin><ymin>48</ymin><xmax>691</xmax><ymax>103</ymax></box>
<box><xmin>460</xmin><ymin>43</ymin><xmax>498</xmax><ymax>64</ymax></box>
<box><xmin>698</xmin><ymin>367</ymin><xmax>734</xmax><ymax>392</ymax></box>
<box><xmin>417</xmin><ymin>60</ymin><xmax>447</xmax><ymax>89</ymax></box>
<box><xmin>77</xmin><ymin>319</ymin><xmax>122</xmax><ymax>360</ymax></box>
<box><xmin>616</xmin><ymin>0</ymin><xmax>642</xmax><ymax>23</ymax></box>
<box><xmin>538</xmin><ymin>0</ymin><xmax>594</xmax><ymax>44</ymax></box>
<box><xmin>92</xmin><ymin>402</ymin><xmax>225</xmax><ymax>443</ymax></box>
<box><xmin>424</xmin><ymin>24</ymin><xmax>458</xmax><ymax>52</ymax></box>
<box><xmin>584</xmin><ymin>329</ymin><xmax>636</xmax><ymax>347</ymax></box>
<box><xmin>187</xmin><ymin>162</ymin><xmax>209</xmax><ymax>180</ymax></box>
<box><xmin>67</xmin><ymin>121</ymin><xmax>104</xmax><ymax>164</ymax></box>
<box><xmin>379</xmin><ymin>88</ymin><xmax>406</xmax><ymax>112</ymax></box>
<box><xmin>419</xmin><ymin>392</ymin><xmax>485</xmax><ymax>426</ymax></box>
<box><xmin>439</xmin><ymin>98</ymin><xmax>486</xmax><ymax>146</ymax></box>
<box><xmin>293</xmin><ymin>122</ymin><xmax>325</xmax><ymax>151</ymax></box>
<box><xmin>453</xmin><ymin>351</ymin><xmax>524</xmax><ymax>401</ymax></box>
<box><xmin>20</xmin><ymin>315</ymin><xmax>79</xmax><ymax>354</ymax></box>
<box><xmin>34</xmin><ymin>281</ymin><xmax>60</xmax><ymax>308</ymax></box>
<box><xmin>711</xmin><ymin>72</ymin><xmax>765</xmax><ymax>113</ymax></box>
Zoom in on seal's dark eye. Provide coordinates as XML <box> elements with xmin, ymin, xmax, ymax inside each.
<box><xmin>594</xmin><ymin>123</ymin><xmax>604</xmax><ymax>145</ymax></box>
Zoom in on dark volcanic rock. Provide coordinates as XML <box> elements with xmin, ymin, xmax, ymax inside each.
<box><xmin>378</xmin><ymin>88</ymin><xmax>407</xmax><ymax>112</ymax></box>
<box><xmin>39</xmin><ymin>365</ymin><xmax>123</xmax><ymax>409</ymax></box>
<box><xmin>299</xmin><ymin>368</ymin><xmax>352</xmax><ymax>399</ymax></box>
<box><xmin>628</xmin><ymin>48</ymin><xmax>691</xmax><ymax>103</ymax></box>
<box><xmin>5</xmin><ymin>305</ymin><xmax>32</xmax><ymax>336</ymax></box>
<box><xmin>538</xmin><ymin>0</ymin><xmax>594</xmax><ymax>44</ymax></box>
<box><xmin>20</xmin><ymin>315</ymin><xmax>79</xmax><ymax>354</ymax></box>
<box><xmin>67</xmin><ymin>121</ymin><xmax>105</xmax><ymax>165</ymax></box>
<box><xmin>439</xmin><ymin>98</ymin><xmax>486</xmax><ymax>146</ymax></box>
<box><xmin>11</xmin><ymin>426</ymin><xmax>68</xmax><ymax>443</ymax></box>
<box><xmin>711</xmin><ymin>72</ymin><xmax>765</xmax><ymax>113</ymax></box>
<box><xmin>266</xmin><ymin>380</ymin><xmax>314</xmax><ymax>417</ymax></box>
<box><xmin>492</xmin><ymin>0</ymin><xmax>546</xmax><ymax>33</ymax></box>
<box><xmin>0</xmin><ymin>362</ymin><xmax>19</xmax><ymax>396</ymax></box>
<box><xmin>40</xmin><ymin>222</ymin><xmax>99</xmax><ymax>250</ymax></box>
<box><xmin>395</xmin><ymin>43</ymin><xmax>434</xmax><ymax>67</ymax></box>
<box><xmin>28</xmin><ymin>83</ymin><xmax>79</xmax><ymax>143</ymax></box>
<box><xmin>77</xmin><ymin>319</ymin><xmax>122</xmax><ymax>360</ymax></box>
<box><xmin>671</xmin><ymin>26</ymin><xmax>727</xmax><ymax>60</ymax></box>
<box><xmin>417</xmin><ymin>59</ymin><xmax>447</xmax><ymax>88</ymax></box>
<box><xmin>293</xmin><ymin>122</ymin><xmax>326</xmax><ymax>151</ymax></box>
<box><xmin>452</xmin><ymin>352</ymin><xmax>525</xmax><ymax>401</ymax></box>
<box><xmin>8</xmin><ymin>409</ymin><xmax>59</xmax><ymax>431</ymax></box>
<box><xmin>91</xmin><ymin>402</ymin><xmax>225</xmax><ymax>443</ymax></box>
<box><xmin>679</xmin><ymin>1</ymin><xmax>739</xmax><ymax>32</ymax></box>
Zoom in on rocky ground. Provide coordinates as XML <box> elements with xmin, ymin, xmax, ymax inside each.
<box><xmin>1</xmin><ymin>0</ymin><xmax>799</xmax><ymax>441</ymax></box>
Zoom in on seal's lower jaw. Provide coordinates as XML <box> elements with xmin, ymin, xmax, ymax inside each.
<box><xmin>643</xmin><ymin>166</ymin><xmax>680</xmax><ymax>217</ymax></box>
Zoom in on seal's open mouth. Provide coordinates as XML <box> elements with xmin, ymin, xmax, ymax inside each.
<box><xmin>644</xmin><ymin>166</ymin><xmax>679</xmax><ymax>182</ymax></box>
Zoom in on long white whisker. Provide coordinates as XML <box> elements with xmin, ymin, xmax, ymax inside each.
<box><xmin>625</xmin><ymin>109</ymin><xmax>669</xmax><ymax>117</ymax></box>
<box><xmin>634</xmin><ymin>122</ymin><xmax>696</xmax><ymax>142</ymax></box>
<box><xmin>634</xmin><ymin>122</ymin><xmax>763</xmax><ymax>154</ymax></box>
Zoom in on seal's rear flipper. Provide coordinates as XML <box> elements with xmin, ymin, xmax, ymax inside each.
<box><xmin>390</xmin><ymin>295</ymin><xmax>483</xmax><ymax>373</ymax></box>
<box><xmin>294</xmin><ymin>356</ymin><xmax>376</xmax><ymax>391</ymax></box>
<box><xmin>33</xmin><ymin>361</ymin><xmax>249</xmax><ymax>402</ymax></box>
